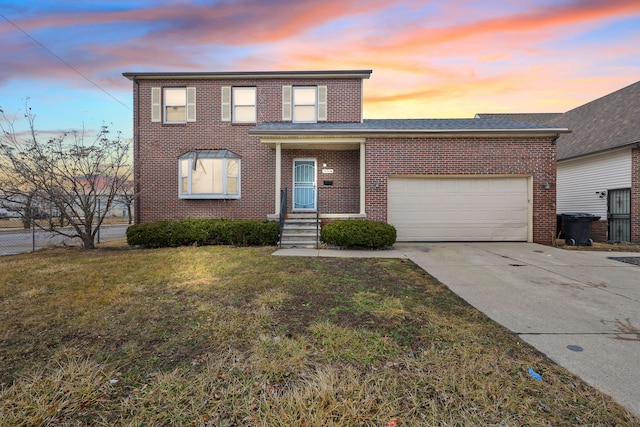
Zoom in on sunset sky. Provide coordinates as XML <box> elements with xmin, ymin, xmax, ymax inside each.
<box><xmin>1</xmin><ymin>0</ymin><xmax>639</xmax><ymax>141</ymax></box>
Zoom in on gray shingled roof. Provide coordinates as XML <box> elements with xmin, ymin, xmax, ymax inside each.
<box><xmin>250</xmin><ymin>118</ymin><xmax>567</xmax><ymax>135</ymax></box>
<box><xmin>478</xmin><ymin>81</ymin><xmax>640</xmax><ymax>160</ymax></box>
<box><xmin>475</xmin><ymin>113</ymin><xmax>563</xmax><ymax>124</ymax></box>
<box><xmin>550</xmin><ymin>81</ymin><xmax>640</xmax><ymax>160</ymax></box>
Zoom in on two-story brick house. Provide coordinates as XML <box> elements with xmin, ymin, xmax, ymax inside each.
<box><xmin>123</xmin><ymin>70</ymin><xmax>568</xmax><ymax>245</ymax></box>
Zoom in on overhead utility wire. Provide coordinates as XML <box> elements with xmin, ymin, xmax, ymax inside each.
<box><xmin>0</xmin><ymin>13</ymin><xmax>131</xmax><ymax>110</ymax></box>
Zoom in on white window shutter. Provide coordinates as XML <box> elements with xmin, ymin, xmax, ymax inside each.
<box><xmin>186</xmin><ymin>87</ymin><xmax>196</xmax><ymax>122</ymax></box>
<box><xmin>318</xmin><ymin>86</ymin><xmax>327</xmax><ymax>121</ymax></box>
<box><xmin>221</xmin><ymin>86</ymin><xmax>231</xmax><ymax>122</ymax></box>
<box><xmin>151</xmin><ymin>87</ymin><xmax>161</xmax><ymax>122</ymax></box>
<box><xmin>282</xmin><ymin>85</ymin><xmax>292</xmax><ymax>121</ymax></box>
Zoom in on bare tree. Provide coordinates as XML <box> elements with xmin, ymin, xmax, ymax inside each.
<box><xmin>116</xmin><ymin>180</ymin><xmax>135</xmax><ymax>225</ymax></box>
<box><xmin>0</xmin><ymin>105</ymin><xmax>132</xmax><ymax>249</ymax></box>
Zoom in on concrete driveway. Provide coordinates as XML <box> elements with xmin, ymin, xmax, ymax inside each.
<box><xmin>394</xmin><ymin>242</ymin><xmax>640</xmax><ymax>418</ymax></box>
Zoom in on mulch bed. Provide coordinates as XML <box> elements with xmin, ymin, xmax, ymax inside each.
<box><xmin>608</xmin><ymin>257</ymin><xmax>640</xmax><ymax>266</ymax></box>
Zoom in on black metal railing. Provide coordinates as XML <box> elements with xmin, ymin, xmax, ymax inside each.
<box><xmin>278</xmin><ymin>187</ymin><xmax>288</xmax><ymax>248</ymax></box>
<box><xmin>316</xmin><ymin>185</ymin><xmax>320</xmax><ymax>248</ymax></box>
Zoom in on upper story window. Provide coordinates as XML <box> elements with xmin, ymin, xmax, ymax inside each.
<box><xmin>292</xmin><ymin>87</ymin><xmax>317</xmax><ymax>123</ymax></box>
<box><xmin>164</xmin><ymin>88</ymin><xmax>186</xmax><ymax>122</ymax></box>
<box><xmin>221</xmin><ymin>87</ymin><xmax>256</xmax><ymax>123</ymax></box>
<box><xmin>233</xmin><ymin>87</ymin><xmax>256</xmax><ymax>123</ymax></box>
<box><xmin>151</xmin><ymin>87</ymin><xmax>196</xmax><ymax>123</ymax></box>
<box><xmin>179</xmin><ymin>150</ymin><xmax>240</xmax><ymax>199</ymax></box>
<box><xmin>282</xmin><ymin>85</ymin><xmax>327</xmax><ymax>123</ymax></box>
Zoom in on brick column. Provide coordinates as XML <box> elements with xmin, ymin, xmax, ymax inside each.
<box><xmin>360</xmin><ymin>141</ymin><xmax>366</xmax><ymax>215</ymax></box>
<box><xmin>275</xmin><ymin>142</ymin><xmax>281</xmax><ymax>215</ymax></box>
<box><xmin>632</xmin><ymin>147</ymin><xmax>640</xmax><ymax>243</ymax></box>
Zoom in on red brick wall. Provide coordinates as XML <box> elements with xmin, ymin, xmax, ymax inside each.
<box><xmin>132</xmin><ymin>77</ymin><xmax>363</xmax><ymax>223</ymax></box>
<box><xmin>590</xmin><ymin>220</ymin><xmax>607</xmax><ymax>242</ymax></box>
<box><xmin>131</xmin><ymin>76</ymin><xmax>558</xmax><ymax>246</ymax></box>
<box><xmin>364</xmin><ymin>136</ymin><xmax>558</xmax><ymax>245</ymax></box>
<box><xmin>632</xmin><ymin>148</ymin><xmax>640</xmax><ymax>243</ymax></box>
<box><xmin>280</xmin><ymin>149</ymin><xmax>360</xmax><ymax>214</ymax></box>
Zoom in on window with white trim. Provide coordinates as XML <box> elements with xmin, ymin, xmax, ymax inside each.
<box><xmin>292</xmin><ymin>86</ymin><xmax>317</xmax><ymax>123</ymax></box>
<box><xmin>221</xmin><ymin>87</ymin><xmax>257</xmax><ymax>123</ymax></box>
<box><xmin>179</xmin><ymin>150</ymin><xmax>240</xmax><ymax>199</ymax></box>
<box><xmin>232</xmin><ymin>87</ymin><xmax>256</xmax><ymax>123</ymax></box>
<box><xmin>282</xmin><ymin>85</ymin><xmax>327</xmax><ymax>123</ymax></box>
<box><xmin>153</xmin><ymin>87</ymin><xmax>196</xmax><ymax>123</ymax></box>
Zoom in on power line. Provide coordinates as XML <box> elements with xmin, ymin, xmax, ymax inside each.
<box><xmin>0</xmin><ymin>13</ymin><xmax>131</xmax><ymax>111</ymax></box>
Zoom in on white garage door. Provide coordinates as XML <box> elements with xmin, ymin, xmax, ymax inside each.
<box><xmin>388</xmin><ymin>177</ymin><xmax>530</xmax><ymax>242</ymax></box>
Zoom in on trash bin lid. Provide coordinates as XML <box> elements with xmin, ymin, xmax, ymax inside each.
<box><xmin>561</xmin><ymin>212</ymin><xmax>598</xmax><ymax>218</ymax></box>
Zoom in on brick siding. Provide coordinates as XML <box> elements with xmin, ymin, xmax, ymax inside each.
<box><xmin>280</xmin><ymin>149</ymin><xmax>360</xmax><ymax>214</ymax></box>
<box><xmin>364</xmin><ymin>137</ymin><xmax>558</xmax><ymax>245</ymax></box>
<box><xmin>632</xmin><ymin>148</ymin><xmax>640</xmax><ymax>243</ymax></box>
<box><xmin>132</xmin><ymin>77</ymin><xmax>363</xmax><ymax>223</ymax></box>
<box><xmin>590</xmin><ymin>220</ymin><xmax>608</xmax><ymax>242</ymax></box>
<box><xmin>131</xmin><ymin>74</ymin><xmax>558</xmax><ymax>246</ymax></box>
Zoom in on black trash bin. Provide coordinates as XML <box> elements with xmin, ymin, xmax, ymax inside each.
<box><xmin>560</xmin><ymin>212</ymin><xmax>600</xmax><ymax>246</ymax></box>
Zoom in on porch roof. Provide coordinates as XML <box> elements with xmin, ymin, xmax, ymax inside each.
<box><xmin>249</xmin><ymin>118</ymin><xmax>569</xmax><ymax>137</ymax></box>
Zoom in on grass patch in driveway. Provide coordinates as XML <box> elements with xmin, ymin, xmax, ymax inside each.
<box><xmin>0</xmin><ymin>244</ymin><xmax>637</xmax><ymax>426</ymax></box>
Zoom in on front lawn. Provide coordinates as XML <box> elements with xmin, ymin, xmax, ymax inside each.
<box><xmin>0</xmin><ymin>244</ymin><xmax>636</xmax><ymax>426</ymax></box>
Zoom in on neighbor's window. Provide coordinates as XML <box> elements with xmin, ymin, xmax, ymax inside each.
<box><xmin>233</xmin><ymin>87</ymin><xmax>256</xmax><ymax>123</ymax></box>
<box><xmin>179</xmin><ymin>150</ymin><xmax>240</xmax><ymax>199</ymax></box>
<box><xmin>292</xmin><ymin>86</ymin><xmax>317</xmax><ymax>123</ymax></box>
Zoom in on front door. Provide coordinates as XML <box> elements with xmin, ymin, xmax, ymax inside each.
<box><xmin>608</xmin><ymin>188</ymin><xmax>631</xmax><ymax>242</ymax></box>
<box><xmin>293</xmin><ymin>159</ymin><xmax>316</xmax><ymax>211</ymax></box>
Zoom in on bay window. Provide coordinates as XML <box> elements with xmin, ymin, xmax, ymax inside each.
<box><xmin>179</xmin><ymin>150</ymin><xmax>240</xmax><ymax>199</ymax></box>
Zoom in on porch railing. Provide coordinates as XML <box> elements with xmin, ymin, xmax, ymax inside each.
<box><xmin>278</xmin><ymin>187</ymin><xmax>288</xmax><ymax>248</ymax></box>
<box><xmin>316</xmin><ymin>185</ymin><xmax>320</xmax><ymax>248</ymax></box>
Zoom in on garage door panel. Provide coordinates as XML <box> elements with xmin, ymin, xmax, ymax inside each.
<box><xmin>388</xmin><ymin>177</ymin><xmax>529</xmax><ymax>242</ymax></box>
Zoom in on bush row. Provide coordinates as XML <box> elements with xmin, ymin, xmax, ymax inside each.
<box><xmin>321</xmin><ymin>219</ymin><xmax>396</xmax><ymax>249</ymax></box>
<box><xmin>126</xmin><ymin>219</ymin><xmax>279</xmax><ymax>248</ymax></box>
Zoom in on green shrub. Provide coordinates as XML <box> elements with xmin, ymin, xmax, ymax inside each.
<box><xmin>321</xmin><ymin>220</ymin><xmax>396</xmax><ymax>249</ymax></box>
<box><xmin>126</xmin><ymin>219</ymin><xmax>278</xmax><ymax>248</ymax></box>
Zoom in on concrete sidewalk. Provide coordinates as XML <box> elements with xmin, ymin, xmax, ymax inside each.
<box><xmin>273</xmin><ymin>243</ymin><xmax>640</xmax><ymax>417</ymax></box>
<box><xmin>273</xmin><ymin>247</ymin><xmax>407</xmax><ymax>259</ymax></box>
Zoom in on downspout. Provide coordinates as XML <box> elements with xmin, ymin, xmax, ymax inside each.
<box><xmin>134</xmin><ymin>77</ymin><xmax>141</xmax><ymax>224</ymax></box>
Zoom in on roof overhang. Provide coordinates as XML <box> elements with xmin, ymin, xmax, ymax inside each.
<box><xmin>259</xmin><ymin>136</ymin><xmax>365</xmax><ymax>150</ymax></box>
<box><xmin>251</xmin><ymin>128</ymin><xmax>570</xmax><ymax>139</ymax></box>
<box><xmin>123</xmin><ymin>70</ymin><xmax>372</xmax><ymax>81</ymax></box>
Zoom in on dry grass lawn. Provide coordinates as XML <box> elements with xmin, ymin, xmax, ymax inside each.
<box><xmin>0</xmin><ymin>242</ymin><xmax>637</xmax><ymax>426</ymax></box>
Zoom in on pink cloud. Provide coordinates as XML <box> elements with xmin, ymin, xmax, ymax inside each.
<box><xmin>9</xmin><ymin>0</ymin><xmax>391</xmax><ymax>46</ymax></box>
<box><xmin>2</xmin><ymin>0</ymin><xmax>638</xmax><ymax>125</ymax></box>
<box><xmin>384</xmin><ymin>0</ymin><xmax>640</xmax><ymax>53</ymax></box>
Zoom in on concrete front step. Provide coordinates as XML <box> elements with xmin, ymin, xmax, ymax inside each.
<box><xmin>279</xmin><ymin>242</ymin><xmax>318</xmax><ymax>249</ymax></box>
<box><xmin>282</xmin><ymin>226</ymin><xmax>318</xmax><ymax>232</ymax></box>
<box><xmin>281</xmin><ymin>232</ymin><xmax>319</xmax><ymax>238</ymax></box>
<box><xmin>279</xmin><ymin>218</ymin><xmax>320</xmax><ymax>249</ymax></box>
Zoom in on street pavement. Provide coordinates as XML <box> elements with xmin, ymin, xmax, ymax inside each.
<box><xmin>274</xmin><ymin>242</ymin><xmax>640</xmax><ymax>418</ymax></box>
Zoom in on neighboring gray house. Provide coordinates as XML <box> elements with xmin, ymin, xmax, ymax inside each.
<box><xmin>478</xmin><ymin>80</ymin><xmax>640</xmax><ymax>243</ymax></box>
